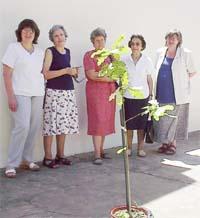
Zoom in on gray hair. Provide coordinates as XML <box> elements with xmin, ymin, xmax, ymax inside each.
<box><xmin>49</xmin><ymin>25</ymin><xmax>68</xmax><ymax>42</ymax></box>
<box><xmin>165</xmin><ymin>29</ymin><xmax>183</xmax><ymax>47</ymax></box>
<box><xmin>90</xmin><ymin>27</ymin><xmax>107</xmax><ymax>42</ymax></box>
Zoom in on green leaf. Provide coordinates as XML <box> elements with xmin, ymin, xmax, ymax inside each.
<box><xmin>90</xmin><ymin>36</ymin><xmax>175</xmax><ymax>120</ymax></box>
<box><xmin>116</xmin><ymin>91</ymin><xmax>123</xmax><ymax>106</ymax></box>
<box><xmin>117</xmin><ymin>147</ymin><xmax>127</xmax><ymax>154</ymax></box>
<box><xmin>111</xmin><ymin>35</ymin><xmax>125</xmax><ymax>49</ymax></box>
<box><xmin>128</xmin><ymin>87</ymin><xmax>144</xmax><ymax>99</ymax></box>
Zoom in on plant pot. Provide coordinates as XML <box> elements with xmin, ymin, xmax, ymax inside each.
<box><xmin>110</xmin><ymin>205</ymin><xmax>153</xmax><ymax>218</ymax></box>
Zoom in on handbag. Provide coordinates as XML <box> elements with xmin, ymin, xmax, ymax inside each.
<box><xmin>145</xmin><ymin>116</ymin><xmax>154</xmax><ymax>144</ymax></box>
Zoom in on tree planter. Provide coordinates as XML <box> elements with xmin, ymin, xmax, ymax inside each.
<box><xmin>110</xmin><ymin>205</ymin><xmax>154</xmax><ymax>218</ymax></box>
<box><xmin>92</xmin><ymin>36</ymin><xmax>172</xmax><ymax>218</ymax></box>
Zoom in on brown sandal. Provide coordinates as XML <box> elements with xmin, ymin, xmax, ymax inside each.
<box><xmin>165</xmin><ymin>144</ymin><xmax>176</xmax><ymax>155</ymax></box>
<box><xmin>43</xmin><ymin>158</ymin><xmax>59</xmax><ymax>169</ymax></box>
<box><xmin>157</xmin><ymin>144</ymin><xmax>168</xmax><ymax>153</ymax></box>
<box><xmin>55</xmin><ymin>155</ymin><xmax>72</xmax><ymax>165</ymax></box>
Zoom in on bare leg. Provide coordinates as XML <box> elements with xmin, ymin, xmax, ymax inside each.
<box><xmin>137</xmin><ymin>130</ymin><xmax>146</xmax><ymax>157</ymax></box>
<box><xmin>127</xmin><ymin>130</ymin><xmax>133</xmax><ymax>150</ymax></box>
<box><xmin>100</xmin><ymin>136</ymin><xmax>105</xmax><ymax>155</ymax></box>
<box><xmin>92</xmin><ymin>136</ymin><xmax>103</xmax><ymax>159</ymax></box>
<box><xmin>56</xmin><ymin>134</ymin><xmax>66</xmax><ymax>157</ymax></box>
<box><xmin>43</xmin><ymin>136</ymin><xmax>53</xmax><ymax>159</ymax></box>
<box><xmin>137</xmin><ymin>130</ymin><xmax>145</xmax><ymax>151</ymax></box>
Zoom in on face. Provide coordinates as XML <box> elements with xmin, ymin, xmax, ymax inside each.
<box><xmin>93</xmin><ymin>36</ymin><xmax>105</xmax><ymax>50</ymax></box>
<box><xmin>166</xmin><ymin>34</ymin><xmax>179</xmax><ymax>48</ymax></box>
<box><xmin>52</xmin><ymin>29</ymin><xmax>66</xmax><ymax>47</ymax></box>
<box><xmin>21</xmin><ymin>27</ymin><xmax>35</xmax><ymax>43</ymax></box>
<box><xmin>130</xmin><ymin>37</ymin><xmax>143</xmax><ymax>54</ymax></box>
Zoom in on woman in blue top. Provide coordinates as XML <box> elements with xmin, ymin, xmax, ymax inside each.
<box><xmin>42</xmin><ymin>25</ymin><xmax>79</xmax><ymax>168</ymax></box>
<box><xmin>154</xmin><ymin>29</ymin><xmax>196</xmax><ymax>155</ymax></box>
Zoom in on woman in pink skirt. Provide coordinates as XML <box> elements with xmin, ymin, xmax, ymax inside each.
<box><xmin>83</xmin><ymin>28</ymin><xmax>116</xmax><ymax>165</ymax></box>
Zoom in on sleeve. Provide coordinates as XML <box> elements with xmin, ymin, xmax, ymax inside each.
<box><xmin>186</xmin><ymin>51</ymin><xmax>196</xmax><ymax>73</ymax></box>
<box><xmin>146</xmin><ymin>57</ymin><xmax>155</xmax><ymax>75</ymax></box>
<box><xmin>1</xmin><ymin>43</ymin><xmax>17</xmax><ymax>69</ymax></box>
<box><xmin>83</xmin><ymin>52</ymin><xmax>95</xmax><ymax>71</ymax></box>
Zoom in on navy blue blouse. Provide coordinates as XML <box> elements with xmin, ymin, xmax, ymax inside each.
<box><xmin>46</xmin><ymin>47</ymin><xmax>74</xmax><ymax>90</ymax></box>
<box><xmin>156</xmin><ymin>57</ymin><xmax>176</xmax><ymax>104</ymax></box>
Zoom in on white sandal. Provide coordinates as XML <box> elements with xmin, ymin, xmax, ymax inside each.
<box><xmin>137</xmin><ymin>149</ymin><xmax>146</xmax><ymax>157</ymax></box>
<box><xmin>20</xmin><ymin>162</ymin><xmax>40</xmax><ymax>171</ymax></box>
<box><xmin>5</xmin><ymin>168</ymin><xmax>16</xmax><ymax>178</ymax></box>
<box><xmin>28</xmin><ymin>162</ymin><xmax>40</xmax><ymax>171</ymax></box>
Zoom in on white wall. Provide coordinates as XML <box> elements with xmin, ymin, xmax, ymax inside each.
<box><xmin>1</xmin><ymin>0</ymin><xmax>200</xmax><ymax>168</ymax></box>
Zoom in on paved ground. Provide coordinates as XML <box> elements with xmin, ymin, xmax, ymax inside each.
<box><xmin>1</xmin><ymin>131</ymin><xmax>200</xmax><ymax>218</ymax></box>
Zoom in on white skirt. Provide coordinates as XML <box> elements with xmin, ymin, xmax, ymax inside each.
<box><xmin>43</xmin><ymin>88</ymin><xmax>79</xmax><ymax>136</ymax></box>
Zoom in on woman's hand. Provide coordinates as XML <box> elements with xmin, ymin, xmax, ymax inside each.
<box><xmin>67</xmin><ymin>67</ymin><xmax>80</xmax><ymax>77</ymax></box>
<box><xmin>104</xmin><ymin>76</ymin><xmax>115</xmax><ymax>82</ymax></box>
<box><xmin>188</xmin><ymin>72</ymin><xmax>196</xmax><ymax>78</ymax></box>
<box><xmin>8</xmin><ymin>95</ymin><xmax>18</xmax><ymax>112</ymax></box>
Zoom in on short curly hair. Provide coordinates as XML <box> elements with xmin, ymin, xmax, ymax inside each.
<box><xmin>49</xmin><ymin>25</ymin><xmax>68</xmax><ymax>42</ymax></box>
<box><xmin>128</xmin><ymin>34</ymin><xmax>146</xmax><ymax>50</ymax></box>
<box><xmin>165</xmin><ymin>29</ymin><xmax>182</xmax><ymax>47</ymax></box>
<box><xmin>15</xmin><ymin>19</ymin><xmax>40</xmax><ymax>44</ymax></box>
<box><xmin>90</xmin><ymin>27</ymin><xmax>107</xmax><ymax>43</ymax></box>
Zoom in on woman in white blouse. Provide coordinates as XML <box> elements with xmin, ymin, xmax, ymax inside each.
<box><xmin>122</xmin><ymin>34</ymin><xmax>153</xmax><ymax>157</ymax></box>
<box><xmin>154</xmin><ymin>29</ymin><xmax>197</xmax><ymax>155</ymax></box>
<box><xmin>2</xmin><ymin>19</ymin><xmax>45</xmax><ymax>178</ymax></box>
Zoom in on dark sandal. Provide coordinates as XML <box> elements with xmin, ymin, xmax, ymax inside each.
<box><xmin>43</xmin><ymin>158</ymin><xmax>59</xmax><ymax>169</ymax></box>
<box><xmin>157</xmin><ymin>144</ymin><xmax>168</xmax><ymax>153</ymax></box>
<box><xmin>165</xmin><ymin>144</ymin><xmax>176</xmax><ymax>155</ymax></box>
<box><xmin>55</xmin><ymin>156</ymin><xmax>72</xmax><ymax>165</ymax></box>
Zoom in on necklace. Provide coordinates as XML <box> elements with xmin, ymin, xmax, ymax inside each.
<box><xmin>131</xmin><ymin>53</ymin><xmax>142</xmax><ymax>65</ymax></box>
<box><xmin>21</xmin><ymin>43</ymin><xmax>34</xmax><ymax>54</ymax></box>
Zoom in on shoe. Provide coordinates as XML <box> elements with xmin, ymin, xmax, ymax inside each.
<box><xmin>157</xmin><ymin>144</ymin><xmax>168</xmax><ymax>153</ymax></box>
<box><xmin>55</xmin><ymin>155</ymin><xmax>72</xmax><ymax>165</ymax></box>
<box><xmin>43</xmin><ymin>158</ymin><xmax>60</xmax><ymax>169</ymax></box>
<box><xmin>137</xmin><ymin>150</ymin><xmax>146</xmax><ymax>157</ymax></box>
<box><xmin>101</xmin><ymin>153</ymin><xmax>112</xmax><ymax>159</ymax></box>
<box><xmin>20</xmin><ymin>161</ymin><xmax>40</xmax><ymax>171</ymax></box>
<box><xmin>165</xmin><ymin>144</ymin><xmax>176</xmax><ymax>155</ymax></box>
<box><xmin>93</xmin><ymin>158</ymin><xmax>103</xmax><ymax>165</ymax></box>
<box><xmin>5</xmin><ymin>168</ymin><xmax>16</xmax><ymax>178</ymax></box>
<box><xmin>28</xmin><ymin>162</ymin><xmax>40</xmax><ymax>171</ymax></box>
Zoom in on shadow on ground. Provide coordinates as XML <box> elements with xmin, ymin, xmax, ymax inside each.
<box><xmin>0</xmin><ymin>131</ymin><xmax>200</xmax><ymax>218</ymax></box>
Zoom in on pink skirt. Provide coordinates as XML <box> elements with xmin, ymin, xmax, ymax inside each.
<box><xmin>86</xmin><ymin>80</ymin><xmax>116</xmax><ymax>136</ymax></box>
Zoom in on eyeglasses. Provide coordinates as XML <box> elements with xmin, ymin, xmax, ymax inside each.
<box><xmin>22</xmin><ymin>28</ymin><xmax>34</xmax><ymax>33</ymax></box>
<box><xmin>130</xmin><ymin>42</ymin><xmax>141</xmax><ymax>46</ymax></box>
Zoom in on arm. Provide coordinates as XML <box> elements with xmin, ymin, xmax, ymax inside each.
<box><xmin>85</xmin><ymin>69</ymin><xmax>114</xmax><ymax>82</ymax></box>
<box><xmin>42</xmin><ymin>49</ymin><xmax>78</xmax><ymax>80</ymax></box>
<box><xmin>186</xmin><ymin>50</ymin><xmax>197</xmax><ymax>78</ymax></box>
<box><xmin>3</xmin><ymin>64</ymin><xmax>17</xmax><ymax>112</ymax></box>
<box><xmin>188</xmin><ymin>72</ymin><xmax>197</xmax><ymax>78</ymax></box>
<box><xmin>147</xmin><ymin>74</ymin><xmax>153</xmax><ymax>98</ymax></box>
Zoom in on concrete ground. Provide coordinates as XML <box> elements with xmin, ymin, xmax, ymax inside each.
<box><xmin>0</xmin><ymin>131</ymin><xmax>200</xmax><ymax>218</ymax></box>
